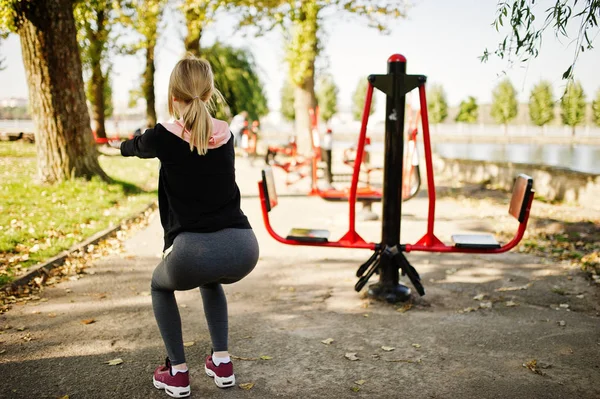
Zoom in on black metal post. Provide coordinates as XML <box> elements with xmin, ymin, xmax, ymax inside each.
<box><xmin>367</xmin><ymin>54</ymin><xmax>411</xmax><ymax>302</ymax></box>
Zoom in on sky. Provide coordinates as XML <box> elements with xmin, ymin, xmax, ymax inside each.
<box><xmin>0</xmin><ymin>0</ymin><xmax>599</xmax><ymax>119</ymax></box>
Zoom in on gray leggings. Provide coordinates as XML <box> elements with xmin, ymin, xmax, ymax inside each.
<box><xmin>150</xmin><ymin>229</ymin><xmax>259</xmax><ymax>366</ymax></box>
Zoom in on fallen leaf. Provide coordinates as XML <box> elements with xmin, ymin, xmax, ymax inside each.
<box><xmin>351</xmin><ymin>386</ymin><xmax>361</xmax><ymax>392</ymax></box>
<box><xmin>558</xmin><ymin>320</ymin><xmax>566</xmax><ymax>327</ymax></box>
<box><xmin>363</xmin><ymin>314</ymin><xmax>369</xmax><ymax>318</ymax></box>
<box><xmin>473</xmin><ymin>294</ymin><xmax>486</xmax><ymax>301</ymax></box>
<box><xmin>30</xmin><ymin>311</ymin><xmax>41</xmax><ymax>315</ymax></box>
<box><xmin>459</xmin><ymin>307</ymin><xmax>478</xmax><ymax>313</ymax></box>
<box><xmin>381</xmin><ymin>346</ymin><xmax>395</xmax><ymax>352</ymax></box>
<box><xmin>354</xmin><ymin>380</ymin><xmax>366</xmax><ymax>385</ymax></box>
<box><xmin>559</xmin><ymin>303</ymin><xmax>570</xmax><ymax>309</ymax></box>
<box><xmin>412</xmin><ymin>344</ymin><xmax>421</xmax><ymax>349</ymax></box>
<box><xmin>105</xmin><ymin>358</ymin><xmax>123</xmax><ymax>366</ymax></box>
<box><xmin>16</xmin><ymin>326</ymin><xmax>26</xmax><ymax>331</ymax></box>
<box><xmin>397</xmin><ymin>304</ymin><xmax>413</xmax><ymax>313</ymax></box>
<box><xmin>505</xmin><ymin>301</ymin><xmax>518</xmax><ymax>307</ymax></box>
<box><xmin>57</xmin><ymin>396</ymin><xmax>69</xmax><ymax>399</ymax></box>
<box><xmin>80</xmin><ymin>319</ymin><xmax>96</xmax><ymax>325</ymax></box>
<box><xmin>22</xmin><ymin>333</ymin><xmax>32</xmax><ymax>342</ymax></box>
<box><xmin>496</xmin><ymin>284</ymin><xmax>531</xmax><ymax>292</ymax></box>
<box><xmin>0</xmin><ymin>349</ymin><xmax>6</xmax><ymax>354</ymax></box>
<box><xmin>48</xmin><ymin>313</ymin><xmax>57</xmax><ymax>318</ymax></box>
<box><xmin>321</xmin><ymin>338</ymin><xmax>335</xmax><ymax>345</ymax></box>
<box><xmin>384</xmin><ymin>358</ymin><xmax>420</xmax><ymax>363</ymax></box>
<box><xmin>523</xmin><ymin>359</ymin><xmax>544</xmax><ymax>375</ymax></box>
<box><xmin>345</xmin><ymin>353</ymin><xmax>359</xmax><ymax>361</ymax></box>
<box><xmin>239</xmin><ymin>382</ymin><xmax>255</xmax><ymax>390</ymax></box>
<box><xmin>479</xmin><ymin>302</ymin><xmax>492</xmax><ymax>309</ymax></box>
<box><xmin>260</xmin><ymin>355</ymin><xmax>272</xmax><ymax>360</ymax></box>
<box><xmin>183</xmin><ymin>341</ymin><xmax>195</xmax><ymax>347</ymax></box>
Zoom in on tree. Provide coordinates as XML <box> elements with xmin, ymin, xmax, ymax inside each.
<box><xmin>528</xmin><ymin>81</ymin><xmax>554</xmax><ymax>131</ymax></box>
<box><xmin>491</xmin><ymin>78</ymin><xmax>518</xmax><ymax>134</ymax></box>
<box><xmin>483</xmin><ymin>1</ymin><xmax>600</xmax><ymax>79</ymax></box>
<box><xmin>229</xmin><ymin>0</ymin><xmax>407</xmax><ymax>151</ymax></box>
<box><xmin>593</xmin><ymin>88</ymin><xmax>600</xmax><ymax>127</ymax></box>
<box><xmin>201</xmin><ymin>43</ymin><xmax>268</xmax><ymax>121</ymax></box>
<box><xmin>427</xmin><ymin>84</ymin><xmax>448</xmax><ymax>124</ymax></box>
<box><xmin>455</xmin><ymin>96</ymin><xmax>479</xmax><ymax>123</ymax></box>
<box><xmin>0</xmin><ymin>0</ymin><xmax>107</xmax><ymax>183</ymax></box>
<box><xmin>560</xmin><ymin>80</ymin><xmax>587</xmax><ymax>136</ymax></box>
<box><xmin>118</xmin><ymin>0</ymin><xmax>165</xmax><ymax>128</ymax></box>
<box><xmin>179</xmin><ymin>1</ymin><xmax>267</xmax><ymax>122</ymax></box>
<box><xmin>75</xmin><ymin>0</ymin><xmax>119</xmax><ymax>139</ymax></box>
<box><xmin>352</xmin><ymin>77</ymin><xmax>376</xmax><ymax>121</ymax></box>
<box><xmin>281</xmin><ymin>79</ymin><xmax>296</xmax><ymax>122</ymax></box>
<box><xmin>181</xmin><ymin>0</ymin><xmax>218</xmax><ymax>55</ymax></box>
<box><xmin>316</xmin><ymin>74</ymin><xmax>338</xmax><ymax>124</ymax></box>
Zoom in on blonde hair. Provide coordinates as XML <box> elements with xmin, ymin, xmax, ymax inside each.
<box><xmin>168</xmin><ymin>54</ymin><xmax>222</xmax><ymax>155</ymax></box>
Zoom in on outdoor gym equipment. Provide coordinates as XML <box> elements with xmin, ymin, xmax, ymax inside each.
<box><xmin>258</xmin><ymin>54</ymin><xmax>535</xmax><ymax>303</ymax></box>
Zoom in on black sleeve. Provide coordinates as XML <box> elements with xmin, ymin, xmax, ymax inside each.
<box><xmin>120</xmin><ymin>127</ymin><xmax>160</xmax><ymax>158</ymax></box>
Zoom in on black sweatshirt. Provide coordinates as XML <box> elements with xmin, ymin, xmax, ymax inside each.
<box><xmin>120</xmin><ymin>123</ymin><xmax>251</xmax><ymax>251</ymax></box>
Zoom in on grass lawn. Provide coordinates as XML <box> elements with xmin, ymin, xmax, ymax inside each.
<box><xmin>0</xmin><ymin>141</ymin><xmax>159</xmax><ymax>285</ymax></box>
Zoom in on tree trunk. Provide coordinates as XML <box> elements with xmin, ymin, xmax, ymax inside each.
<box><xmin>90</xmin><ymin>57</ymin><xmax>107</xmax><ymax>139</ymax></box>
<box><xmin>184</xmin><ymin>9</ymin><xmax>202</xmax><ymax>57</ymax></box>
<box><xmin>17</xmin><ymin>0</ymin><xmax>108</xmax><ymax>184</ymax></box>
<box><xmin>294</xmin><ymin>75</ymin><xmax>317</xmax><ymax>155</ymax></box>
<box><xmin>89</xmin><ymin>8</ymin><xmax>107</xmax><ymax>139</ymax></box>
<box><xmin>143</xmin><ymin>41</ymin><xmax>157</xmax><ymax>127</ymax></box>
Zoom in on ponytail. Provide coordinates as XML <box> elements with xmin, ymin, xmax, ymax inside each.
<box><xmin>181</xmin><ymin>98</ymin><xmax>212</xmax><ymax>155</ymax></box>
<box><xmin>168</xmin><ymin>55</ymin><xmax>223</xmax><ymax>155</ymax></box>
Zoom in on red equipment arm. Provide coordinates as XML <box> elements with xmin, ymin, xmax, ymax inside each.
<box><xmin>405</xmin><ymin>83</ymin><xmax>534</xmax><ymax>254</ymax></box>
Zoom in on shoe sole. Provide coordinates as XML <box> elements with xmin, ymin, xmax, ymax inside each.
<box><xmin>205</xmin><ymin>366</ymin><xmax>236</xmax><ymax>388</ymax></box>
<box><xmin>153</xmin><ymin>377</ymin><xmax>191</xmax><ymax>398</ymax></box>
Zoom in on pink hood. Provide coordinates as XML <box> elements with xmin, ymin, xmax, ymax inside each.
<box><xmin>161</xmin><ymin>118</ymin><xmax>231</xmax><ymax>149</ymax></box>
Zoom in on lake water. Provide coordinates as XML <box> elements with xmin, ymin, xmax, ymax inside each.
<box><xmin>329</xmin><ymin>141</ymin><xmax>600</xmax><ymax>175</ymax></box>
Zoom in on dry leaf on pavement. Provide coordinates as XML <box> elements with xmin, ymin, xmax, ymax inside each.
<box><xmin>239</xmin><ymin>382</ymin><xmax>255</xmax><ymax>390</ymax></box>
<box><xmin>80</xmin><ymin>319</ymin><xmax>95</xmax><ymax>325</ymax></box>
<box><xmin>260</xmin><ymin>355</ymin><xmax>272</xmax><ymax>360</ymax></box>
<box><xmin>105</xmin><ymin>358</ymin><xmax>123</xmax><ymax>366</ymax></box>
<box><xmin>381</xmin><ymin>346</ymin><xmax>395</xmax><ymax>352</ymax></box>
<box><xmin>505</xmin><ymin>301</ymin><xmax>518</xmax><ymax>307</ymax></box>
<box><xmin>183</xmin><ymin>341</ymin><xmax>195</xmax><ymax>347</ymax></box>
<box><xmin>496</xmin><ymin>284</ymin><xmax>531</xmax><ymax>292</ymax></box>
<box><xmin>345</xmin><ymin>353</ymin><xmax>359</xmax><ymax>361</ymax></box>
<box><xmin>321</xmin><ymin>338</ymin><xmax>335</xmax><ymax>345</ymax></box>
<box><xmin>354</xmin><ymin>380</ymin><xmax>366</xmax><ymax>385</ymax></box>
<box><xmin>412</xmin><ymin>344</ymin><xmax>421</xmax><ymax>349</ymax></box>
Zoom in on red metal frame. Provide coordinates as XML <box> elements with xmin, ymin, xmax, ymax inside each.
<box><xmin>405</xmin><ymin>83</ymin><xmax>534</xmax><ymax>254</ymax></box>
<box><xmin>257</xmin><ymin>78</ymin><xmax>534</xmax><ymax>255</ymax></box>
<box><xmin>257</xmin><ymin>82</ymin><xmax>378</xmax><ymax>250</ymax></box>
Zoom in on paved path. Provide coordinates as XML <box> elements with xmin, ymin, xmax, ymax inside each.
<box><xmin>0</xmin><ymin>158</ymin><xmax>599</xmax><ymax>398</ymax></box>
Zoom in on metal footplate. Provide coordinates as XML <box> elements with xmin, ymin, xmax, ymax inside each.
<box><xmin>451</xmin><ymin>234</ymin><xmax>501</xmax><ymax>249</ymax></box>
<box><xmin>286</xmin><ymin>228</ymin><xmax>330</xmax><ymax>243</ymax></box>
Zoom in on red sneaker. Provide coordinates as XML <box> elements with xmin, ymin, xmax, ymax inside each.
<box><xmin>204</xmin><ymin>355</ymin><xmax>235</xmax><ymax>388</ymax></box>
<box><xmin>152</xmin><ymin>358</ymin><xmax>191</xmax><ymax>398</ymax></box>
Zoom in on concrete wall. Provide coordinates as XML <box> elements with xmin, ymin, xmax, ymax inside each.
<box><xmin>435</xmin><ymin>156</ymin><xmax>600</xmax><ymax>210</ymax></box>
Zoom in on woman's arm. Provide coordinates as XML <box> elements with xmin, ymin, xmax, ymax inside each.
<box><xmin>119</xmin><ymin>127</ymin><xmax>159</xmax><ymax>158</ymax></box>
